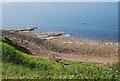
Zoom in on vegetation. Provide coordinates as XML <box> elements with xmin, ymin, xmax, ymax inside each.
<box><xmin>1</xmin><ymin>36</ymin><xmax>120</xmax><ymax>79</ymax></box>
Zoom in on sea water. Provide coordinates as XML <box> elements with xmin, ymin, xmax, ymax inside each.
<box><xmin>2</xmin><ymin>2</ymin><xmax>118</xmax><ymax>42</ymax></box>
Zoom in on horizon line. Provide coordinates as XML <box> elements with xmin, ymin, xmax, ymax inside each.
<box><xmin>1</xmin><ymin>0</ymin><xmax>120</xmax><ymax>2</ymax></box>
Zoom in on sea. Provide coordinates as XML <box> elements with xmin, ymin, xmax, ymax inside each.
<box><xmin>2</xmin><ymin>2</ymin><xmax>118</xmax><ymax>42</ymax></box>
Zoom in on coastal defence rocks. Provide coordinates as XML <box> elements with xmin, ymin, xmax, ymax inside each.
<box><xmin>36</xmin><ymin>32</ymin><xmax>63</xmax><ymax>40</ymax></box>
<box><xmin>2</xmin><ymin>28</ymin><xmax>63</xmax><ymax>39</ymax></box>
<box><xmin>3</xmin><ymin>27</ymin><xmax>37</xmax><ymax>32</ymax></box>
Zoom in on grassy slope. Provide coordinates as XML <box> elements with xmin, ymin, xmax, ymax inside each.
<box><xmin>1</xmin><ymin>37</ymin><xmax>120</xmax><ymax>79</ymax></box>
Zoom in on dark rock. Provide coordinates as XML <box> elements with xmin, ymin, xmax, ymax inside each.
<box><xmin>64</xmin><ymin>64</ymin><xmax>69</xmax><ymax>65</ymax></box>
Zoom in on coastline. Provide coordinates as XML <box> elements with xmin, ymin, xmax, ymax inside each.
<box><xmin>2</xmin><ymin>30</ymin><xmax>118</xmax><ymax>64</ymax></box>
<box><xmin>35</xmin><ymin>30</ymin><xmax>118</xmax><ymax>44</ymax></box>
<box><xmin>36</xmin><ymin>31</ymin><xmax>119</xmax><ymax>47</ymax></box>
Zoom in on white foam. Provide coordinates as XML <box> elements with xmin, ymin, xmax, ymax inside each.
<box><xmin>106</xmin><ymin>43</ymin><xmax>113</xmax><ymax>45</ymax></box>
<box><xmin>64</xmin><ymin>34</ymin><xmax>70</xmax><ymax>37</ymax></box>
<box><xmin>45</xmin><ymin>37</ymin><xmax>56</xmax><ymax>40</ymax></box>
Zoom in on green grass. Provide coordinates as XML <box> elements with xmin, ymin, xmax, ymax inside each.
<box><xmin>2</xmin><ymin>60</ymin><xmax>120</xmax><ymax>79</ymax></box>
<box><xmin>0</xmin><ymin>36</ymin><xmax>15</xmax><ymax>42</ymax></box>
<box><xmin>1</xmin><ymin>37</ymin><xmax>120</xmax><ymax>79</ymax></box>
<box><xmin>1</xmin><ymin>42</ymin><xmax>53</xmax><ymax>70</ymax></box>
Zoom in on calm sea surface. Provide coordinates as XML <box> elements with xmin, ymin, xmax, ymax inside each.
<box><xmin>2</xmin><ymin>2</ymin><xmax>118</xmax><ymax>42</ymax></box>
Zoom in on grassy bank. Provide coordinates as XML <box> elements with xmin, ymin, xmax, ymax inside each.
<box><xmin>1</xmin><ymin>36</ymin><xmax>120</xmax><ymax>79</ymax></box>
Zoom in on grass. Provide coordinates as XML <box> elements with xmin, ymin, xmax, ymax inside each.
<box><xmin>0</xmin><ymin>36</ymin><xmax>16</xmax><ymax>43</ymax></box>
<box><xmin>1</xmin><ymin>36</ymin><xmax>120</xmax><ymax>79</ymax></box>
<box><xmin>1</xmin><ymin>42</ymin><xmax>53</xmax><ymax>70</ymax></box>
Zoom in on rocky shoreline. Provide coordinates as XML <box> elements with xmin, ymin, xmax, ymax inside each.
<box><xmin>2</xmin><ymin>30</ymin><xmax>119</xmax><ymax>64</ymax></box>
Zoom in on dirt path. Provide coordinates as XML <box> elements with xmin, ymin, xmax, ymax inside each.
<box><xmin>57</xmin><ymin>54</ymin><xmax>118</xmax><ymax>64</ymax></box>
